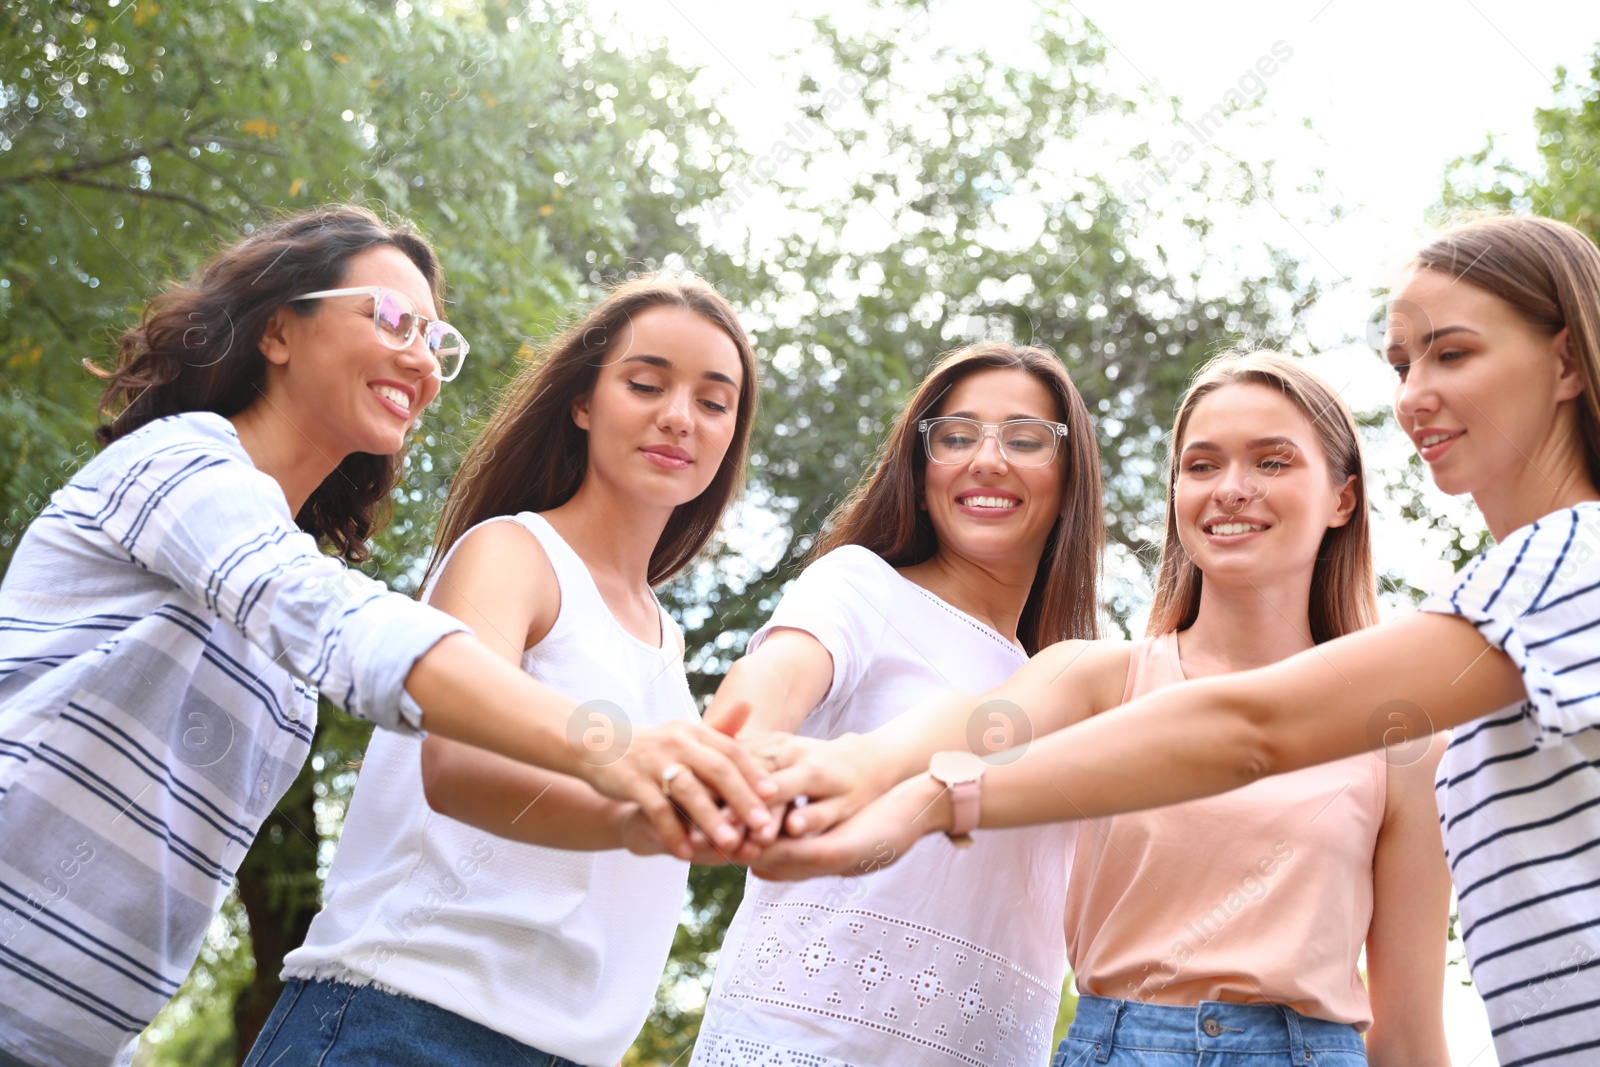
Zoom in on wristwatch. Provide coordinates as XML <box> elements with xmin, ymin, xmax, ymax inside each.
<box><xmin>928</xmin><ymin>750</ymin><xmax>987</xmax><ymax>848</ymax></box>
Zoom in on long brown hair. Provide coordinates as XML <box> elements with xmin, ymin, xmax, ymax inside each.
<box><xmin>1410</xmin><ymin>214</ymin><xmax>1600</xmax><ymax>488</ymax></box>
<box><xmin>810</xmin><ymin>341</ymin><xmax>1103</xmax><ymax>653</ymax></box>
<box><xmin>424</xmin><ymin>273</ymin><xmax>758</xmax><ymax>590</ymax></box>
<box><xmin>1147</xmin><ymin>350</ymin><xmax>1377</xmax><ymax>643</ymax></box>
<box><xmin>89</xmin><ymin>204</ymin><xmax>443</xmax><ymax>562</ymax></box>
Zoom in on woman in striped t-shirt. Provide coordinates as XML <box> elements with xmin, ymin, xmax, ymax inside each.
<box><xmin>756</xmin><ymin>215</ymin><xmax>1600</xmax><ymax>1067</ymax></box>
<box><xmin>0</xmin><ymin>208</ymin><xmax>768</xmax><ymax>1067</ymax></box>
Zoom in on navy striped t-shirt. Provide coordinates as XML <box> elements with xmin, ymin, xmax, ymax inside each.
<box><xmin>0</xmin><ymin>413</ymin><xmax>465</xmax><ymax>1066</ymax></box>
<box><xmin>1421</xmin><ymin>501</ymin><xmax>1600</xmax><ymax>1067</ymax></box>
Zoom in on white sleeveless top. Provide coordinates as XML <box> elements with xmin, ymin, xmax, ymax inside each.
<box><xmin>282</xmin><ymin>512</ymin><xmax>695</xmax><ymax>1065</ymax></box>
<box><xmin>693</xmin><ymin>546</ymin><xmax>1074</xmax><ymax>1067</ymax></box>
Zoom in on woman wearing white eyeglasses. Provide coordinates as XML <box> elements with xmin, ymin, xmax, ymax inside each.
<box><xmin>690</xmin><ymin>342</ymin><xmax>1101</xmax><ymax>1067</ymax></box>
<box><xmin>0</xmin><ymin>205</ymin><xmax>771</xmax><ymax>1067</ymax></box>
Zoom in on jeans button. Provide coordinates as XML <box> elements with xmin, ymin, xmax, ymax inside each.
<box><xmin>1202</xmin><ymin>1018</ymin><xmax>1223</xmax><ymax>1037</ymax></box>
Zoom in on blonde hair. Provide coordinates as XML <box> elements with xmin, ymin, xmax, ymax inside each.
<box><xmin>1147</xmin><ymin>350</ymin><xmax>1378</xmax><ymax>643</ymax></box>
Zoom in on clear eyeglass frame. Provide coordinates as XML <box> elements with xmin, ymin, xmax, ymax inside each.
<box><xmin>291</xmin><ymin>285</ymin><xmax>471</xmax><ymax>382</ymax></box>
<box><xmin>917</xmin><ymin>417</ymin><xmax>1070</xmax><ymax>468</ymax></box>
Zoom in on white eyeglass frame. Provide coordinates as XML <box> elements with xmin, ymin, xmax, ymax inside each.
<box><xmin>291</xmin><ymin>285</ymin><xmax>470</xmax><ymax>382</ymax></box>
<box><xmin>917</xmin><ymin>417</ymin><xmax>1071</xmax><ymax>467</ymax></box>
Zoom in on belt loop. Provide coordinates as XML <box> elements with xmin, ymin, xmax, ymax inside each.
<box><xmin>1094</xmin><ymin>998</ymin><xmax>1124</xmax><ymax>1064</ymax></box>
<box><xmin>1278</xmin><ymin>1004</ymin><xmax>1307</xmax><ymax>1066</ymax></box>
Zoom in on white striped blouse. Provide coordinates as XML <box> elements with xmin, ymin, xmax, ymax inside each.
<box><xmin>0</xmin><ymin>412</ymin><xmax>465</xmax><ymax>1066</ymax></box>
<box><xmin>1421</xmin><ymin>501</ymin><xmax>1600</xmax><ymax>1067</ymax></box>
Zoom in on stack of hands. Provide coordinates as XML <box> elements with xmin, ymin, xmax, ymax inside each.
<box><xmin>595</xmin><ymin>702</ymin><xmax>947</xmax><ymax>880</ymax></box>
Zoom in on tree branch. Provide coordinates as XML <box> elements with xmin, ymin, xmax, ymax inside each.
<box><xmin>50</xmin><ymin>176</ymin><xmax>236</xmax><ymax>225</ymax></box>
<box><xmin>0</xmin><ymin>143</ymin><xmax>174</xmax><ymax>187</ymax></box>
<box><xmin>181</xmin><ymin>132</ymin><xmax>287</xmax><ymax>157</ymax></box>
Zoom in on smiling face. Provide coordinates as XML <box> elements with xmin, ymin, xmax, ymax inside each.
<box><xmin>919</xmin><ymin>367</ymin><xmax>1066</xmax><ymax>568</ymax></box>
<box><xmin>572</xmin><ymin>304</ymin><xmax>744</xmax><ymax>512</ymax></box>
<box><xmin>1386</xmin><ymin>267</ymin><xmax>1584</xmax><ymax>504</ymax></box>
<box><xmin>1174</xmin><ymin>381</ymin><xmax>1355</xmax><ymax>589</ymax></box>
<box><xmin>258</xmin><ymin>244</ymin><xmax>444</xmax><ymax>460</ymax></box>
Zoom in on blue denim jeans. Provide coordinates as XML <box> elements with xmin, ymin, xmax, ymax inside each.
<box><xmin>242</xmin><ymin>978</ymin><xmax>583</xmax><ymax>1067</ymax></box>
<box><xmin>1052</xmin><ymin>995</ymin><xmax>1368</xmax><ymax>1066</ymax></box>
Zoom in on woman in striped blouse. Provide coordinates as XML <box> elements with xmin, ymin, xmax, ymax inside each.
<box><xmin>758</xmin><ymin>214</ymin><xmax>1600</xmax><ymax>1067</ymax></box>
<box><xmin>0</xmin><ymin>206</ymin><xmax>769</xmax><ymax>1067</ymax></box>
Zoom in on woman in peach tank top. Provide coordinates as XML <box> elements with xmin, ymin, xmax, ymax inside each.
<box><xmin>1053</xmin><ymin>352</ymin><xmax>1454</xmax><ymax>1064</ymax></box>
<box><xmin>753</xmin><ymin>352</ymin><xmax>1453</xmax><ymax>1065</ymax></box>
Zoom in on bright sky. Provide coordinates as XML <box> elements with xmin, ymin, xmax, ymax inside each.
<box><xmin>587</xmin><ymin>1</ymin><xmax>1600</xmax><ymax>1060</ymax></box>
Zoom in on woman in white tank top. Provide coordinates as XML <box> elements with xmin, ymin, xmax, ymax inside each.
<box><xmin>244</xmin><ymin>274</ymin><xmax>771</xmax><ymax>1067</ymax></box>
<box><xmin>691</xmin><ymin>341</ymin><xmax>1104</xmax><ymax>1066</ymax></box>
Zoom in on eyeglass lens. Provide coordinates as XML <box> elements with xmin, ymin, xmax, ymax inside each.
<box><xmin>927</xmin><ymin>419</ymin><xmax>1058</xmax><ymax>466</ymax></box>
<box><xmin>372</xmin><ymin>290</ymin><xmax>467</xmax><ymax>378</ymax></box>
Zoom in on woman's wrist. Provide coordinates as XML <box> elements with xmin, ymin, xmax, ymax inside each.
<box><xmin>842</xmin><ymin>731</ymin><xmax>906</xmax><ymax>798</ymax></box>
<box><xmin>904</xmin><ymin>772</ymin><xmax>956</xmax><ymax>837</ymax></box>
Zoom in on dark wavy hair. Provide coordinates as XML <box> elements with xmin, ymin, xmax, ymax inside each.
<box><xmin>89</xmin><ymin>204</ymin><xmax>443</xmax><ymax>561</ymax></box>
<box><xmin>422</xmin><ymin>273</ymin><xmax>758</xmax><ymax>590</ymax></box>
<box><xmin>809</xmin><ymin>341</ymin><xmax>1104</xmax><ymax>653</ymax></box>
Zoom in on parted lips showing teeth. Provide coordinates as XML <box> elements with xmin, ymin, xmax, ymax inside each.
<box><xmin>1205</xmin><ymin>521</ymin><xmax>1267</xmax><ymax>535</ymax></box>
<box><xmin>1418</xmin><ymin>431</ymin><xmax>1457</xmax><ymax>447</ymax></box>
<box><xmin>958</xmin><ymin>495</ymin><xmax>1020</xmax><ymax>509</ymax></box>
<box><xmin>371</xmin><ymin>384</ymin><xmax>412</xmax><ymax>411</ymax></box>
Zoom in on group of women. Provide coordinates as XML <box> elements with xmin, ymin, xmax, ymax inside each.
<box><xmin>0</xmin><ymin>202</ymin><xmax>1593</xmax><ymax>1067</ymax></box>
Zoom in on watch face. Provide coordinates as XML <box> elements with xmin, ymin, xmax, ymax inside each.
<box><xmin>930</xmin><ymin>749</ymin><xmax>986</xmax><ymax>785</ymax></box>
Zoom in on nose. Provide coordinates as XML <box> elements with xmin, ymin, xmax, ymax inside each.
<box><xmin>658</xmin><ymin>386</ymin><xmax>694</xmax><ymax>437</ymax></box>
<box><xmin>1216</xmin><ymin>460</ymin><xmax>1261</xmax><ymax>511</ymax></box>
<box><xmin>394</xmin><ymin>331</ymin><xmax>443</xmax><ymax>381</ymax></box>
<box><xmin>968</xmin><ymin>428</ymin><xmax>1010</xmax><ymax>475</ymax></box>
<box><xmin>1393</xmin><ymin>352</ymin><xmax>1437</xmax><ymax>424</ymax></box>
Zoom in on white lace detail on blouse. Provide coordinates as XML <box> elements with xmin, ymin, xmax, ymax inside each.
<box><xmin>708</xmin><ymin>900</ymin><xmax>1056</xmax><ymax>1067</ymax></box>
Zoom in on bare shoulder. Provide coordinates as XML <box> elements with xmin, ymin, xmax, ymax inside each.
<box><xmin>431</xmin><ymin>518</ymin><xmax>561</xmax><ymax>654</ymax></box>
<box><xmin>438</xmin><ymin>518</ymin><xmax>554</xmax><ymax>588</ymax></box>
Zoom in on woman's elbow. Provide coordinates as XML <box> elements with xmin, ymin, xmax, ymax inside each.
<box><xmin>1213</xmin><ymin>683</ymin><xmax>1285</xmax><ymax>784</ymax></box>
<box><xmin>419</xmin><ymin>740</ymin><xmax>459</xmax><ymax>816</ymax></box>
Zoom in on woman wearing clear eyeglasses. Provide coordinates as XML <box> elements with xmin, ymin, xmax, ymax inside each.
<box><xmin>0</xmin><ymin>205</ymin><xmax>771</xmax><ymax>1067</ymax></box>
<box><xmin>689</xmin><ymin>341</ymin><xmax>1102</xmax><ymax>1067</ymax></box>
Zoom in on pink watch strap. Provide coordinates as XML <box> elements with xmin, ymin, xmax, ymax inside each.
<box><xmin>947</xmin><ymin>778</ymin><xmax>981</xmax><ymax>838</ymax></box>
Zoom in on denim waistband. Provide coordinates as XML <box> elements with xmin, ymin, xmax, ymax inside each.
<box><xmin>1066</xmin><ymin>994</ymin><xmax>1365</xmax><ymax>1065</ymax></box>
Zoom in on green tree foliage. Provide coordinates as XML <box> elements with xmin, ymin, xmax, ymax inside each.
<box><xmin>0</xmin><ymin>0</ymin><xmax>739</xmax><ymax>574</ymax></box>
<box><xmin>1442</xmin><ymin>48</ymin><xmax>1600</xmax><ymax>244</ymax></box>
<box><xmin>2</xmin><ymin>1</ymin><xmax>1327</xmax><ymax>1063</ymax></box>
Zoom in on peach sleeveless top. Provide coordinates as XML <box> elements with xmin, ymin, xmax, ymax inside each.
<box><xmin>1062</xmin><ymin>632</ymin><xmax>1385</xmax><ymax>1028</ymax></box>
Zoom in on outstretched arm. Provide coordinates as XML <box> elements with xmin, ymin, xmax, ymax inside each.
<box><xmin>765</xmin><ymin>638</ymin><xmax>1131</xmax><ymax>838</ymax></box>
<box><xmin>754</xmin><ymin>611</ymin><xmax>1523</xmax><ymax>879</ymax></box>
<box><xmin>415</xmin><ymin>520</ymin><xmax>770</xmax><ymax>858</ymax></box>
<box><xmin>978</xmin><ymin>611</ymin><xmax>1520</xmax><ymax>828</ymax></box>
<box><xmin>83</xmin><ymin>432</ymin><xmax>772</xmax><ymax>850</ymax></box>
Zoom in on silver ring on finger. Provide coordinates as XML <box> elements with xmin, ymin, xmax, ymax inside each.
<box><xmin>661</xmin><ymin>762</ymin><xmax>686</xmax><ymax>798</ymax></box>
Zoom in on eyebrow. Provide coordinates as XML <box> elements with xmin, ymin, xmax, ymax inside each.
<box><xmin>621</xmin><ymin>353</ymin><xmax>740</xmax><ymax>388</ymax></box>
<box><xmin>941</xmin><ymin>410</ymin><xmax>1056</xmax><ymax>422</ymax></box>
<box><xmin>1182</xmin><ymin>436</ymin><xmax>1299</xmax><ymax>455</ymax></box>
<box><xmin>1386</xmin><ymin>325</ymin><xmax>1480</xmax><ymax>353</ymax></box>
